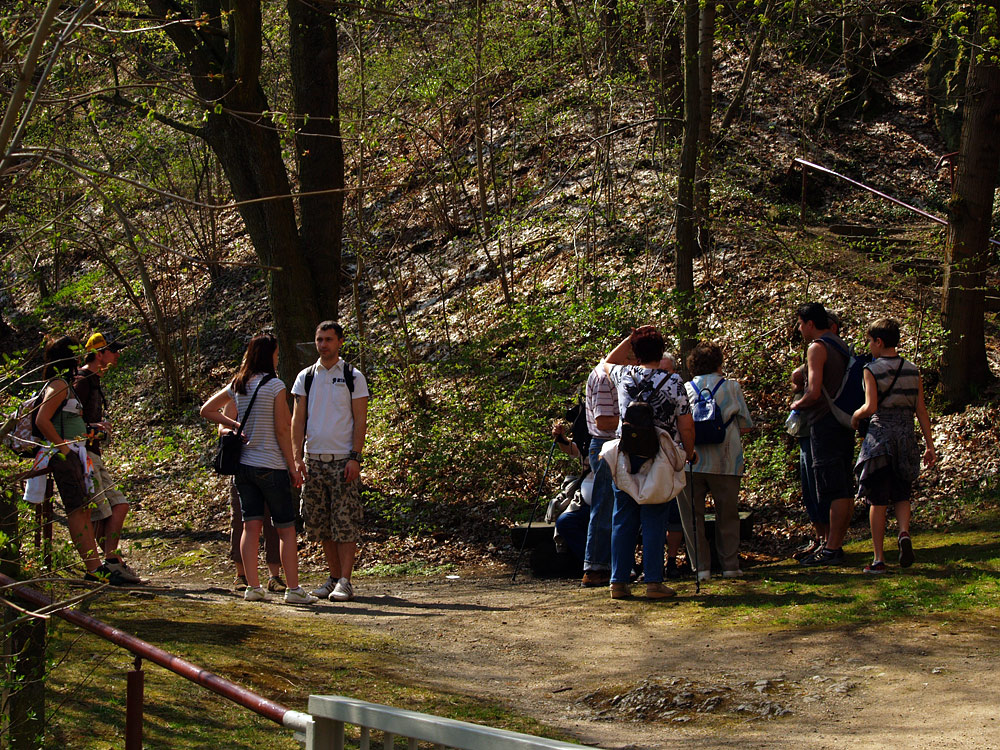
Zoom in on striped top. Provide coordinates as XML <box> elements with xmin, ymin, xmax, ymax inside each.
<box><xmin>865</xmin><ymin>356</ymin><xmax>919</xmax><ymax>411</ymax></box>
<box><xmin>585</xmin><ymin>365</ymin><xmax>619</xmax><ymax>439</ymax></box>
<box><xmin>226</xmin><ymin>373</ymin><xmax>288</xmax><ymax>471</ymax></box>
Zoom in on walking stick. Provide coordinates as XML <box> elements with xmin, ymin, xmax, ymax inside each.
<box><xmin>688</xmin><ymin>462</ymin><xmax>700</xmax><ymax>595</ymax></box>
<box><xmin>511</xmin><ymin>440</ymin><xmax>558</xmax><ymax>583</ymax></box>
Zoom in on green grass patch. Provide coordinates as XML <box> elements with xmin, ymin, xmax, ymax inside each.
<box><xmin>358</xmin><ymin>560</ymin><xmax>456</xmax><ymax>578</ymax></box>
<box><xmin>679</xmin><ymin>511</ymin><xmax>1000</xmax><ymax>630</ymax></box>
<box><xmin>44</xmin><ymin>594</ymin><xmax>566</xmax><ymax>750</ymax></box>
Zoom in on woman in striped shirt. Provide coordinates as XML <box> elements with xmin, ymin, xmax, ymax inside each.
<box><xmin>851</xmin><ymin>318</ymin><xmax>937</xmax><ymax>574</ymax></box>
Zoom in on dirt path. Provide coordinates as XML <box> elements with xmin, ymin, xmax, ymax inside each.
<box><xmin>177</xmin><ymin>573</ymin><xmax>1000</xmax><ymax>750</ymax></box>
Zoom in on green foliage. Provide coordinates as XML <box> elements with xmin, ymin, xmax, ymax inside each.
<box><xmin>39</xmin><ymin>269</ymin><xmax>105</xmax><ymax>308</ymax></box>
<box><xmin>741</xmin><ymin>432</ymin><xmax>800</xmax><ymax>504</ymax></box>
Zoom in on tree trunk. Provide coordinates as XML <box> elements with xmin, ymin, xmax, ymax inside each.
<box><xmin>940</xmin><ymin>4</ymin><xmax>1000</xmax><ymax>406</ymax></box>
<box><xmin>288</xmin><ymin>0</ymin><xmax>344</xmax><ymax>324</ymax></box>
<box><xmin>601</xmin><ymin>0</ymin><xmax>622</xmax><ymax>71</ymax></box>
<box><xmin>645</xmin><ymin>1</ymin><xmax>683</xmax><ymax>138</ymax></box>
<box><xmin>675</xmin><ymin>0</ymin><xmax>701</xmax><ymax>363</ymax></box>
<box><xmin>695</xmin><ymin>0</ymin><xmax>715</xmax><ymax>255</ymax></box>
<box><xmin>145</xmin><ymin>0</ymin><xmax>342</xmax><ymax>383</ymax></box>
<box><xmin>720</xmin><ymin>0</ymin><xmax>776</xmax><ymax>134</ymax></box>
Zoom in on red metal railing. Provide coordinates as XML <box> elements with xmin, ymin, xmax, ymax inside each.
<box><xmin>0</xmin><ymin>573</ymin><xmax>309</xmax><ymax>747</ymax></box>
<box><xmin>793</xmin><ymin>157</ymin><xmax>1000</xmax><ymax>248</ymax></box>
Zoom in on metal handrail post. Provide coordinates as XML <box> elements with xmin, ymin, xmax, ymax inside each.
<box><xmin>0</xmin><ymin>575</ymin><xmax>310</xmax><ymax>735</ymax></box>
<box><xmin>800</xmin><ymin>167</ymin><xmax>807</xmax><ymax>225</ymax></box>
<box><xmin>43</xmin><ymin>483</ymin><xmax>53</xmax><ymax>570</ymax></box>
<box><xmin>126</xmin><ymin>656</ymin><xmax>144</xmax><ymax>750</ymax></box>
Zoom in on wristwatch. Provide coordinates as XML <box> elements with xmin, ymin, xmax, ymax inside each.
<box><xmin>348</xmin><ymin>450</ymin><xmax>362</xmax><ymax>463</ymax></box>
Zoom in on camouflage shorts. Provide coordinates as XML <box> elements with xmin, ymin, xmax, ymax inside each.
<box><xmin>301</xmin><ymin>457</ymin><xmax>363</xmax><ymax>543</ymax></box>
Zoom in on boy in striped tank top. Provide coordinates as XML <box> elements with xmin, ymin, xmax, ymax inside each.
<box><xmin>850</xmin><ymin>319</ymin><xmax>937</xmax><ymax>574</ymax></box>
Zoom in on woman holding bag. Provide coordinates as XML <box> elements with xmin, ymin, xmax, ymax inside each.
<box><xmin>601</xmin><ymin>326</ymin><xmax>696</xmax><ymax>600</ymax></box>
<box><xmin>200</xmin><ymin>333</ymin><xmax>316</xmax><ymax>604</ymax></box>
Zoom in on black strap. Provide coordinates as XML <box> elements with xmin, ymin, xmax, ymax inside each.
<box><xmin>641</xmin><ymin>371</ymin><xmax>670</xmax><ymax>400</ymax></box>
<box><xmin>235</xmin><ymin>374</ymin><xmax>274</xmax><ymax>440</ymax></box>
<box><xmin>876</xmin><ymin>359</ymin><xmax>905</xmax><ymax>403</ymax></box>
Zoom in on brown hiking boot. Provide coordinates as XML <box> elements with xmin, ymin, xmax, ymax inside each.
<box><xmin>610</xmin><ymin>583</ymin><xmax>631</xmax><ymax>600</ymax></box>
<box><xmin>581</xmin><ymin>570</ymin><xmax>611</xmax><ymax>588</ymax></box>
<box><xmin>645</xmin><ymin>582</ymin><xmax>677</xmax><ymax>599</ymax></box>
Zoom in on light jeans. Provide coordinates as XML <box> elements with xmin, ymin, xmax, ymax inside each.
<box><xmin>584</xmin><ymin>437</ymin><xmax>614</xmax><ymax>571</ymax></box>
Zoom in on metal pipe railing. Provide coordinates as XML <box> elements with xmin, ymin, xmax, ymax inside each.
<box><xmin>0</xmin><ymin>574</ymin><xmax>310</xmax><ymax>736</ymax></box>
<box><xmin>792</xmin><ymin>157</ymin><xmax>1000</xmax><ymax>248</ymax></box>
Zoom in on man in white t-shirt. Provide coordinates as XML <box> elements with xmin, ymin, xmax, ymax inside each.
<box><xmin>291</xmin><ymin>321</ymin><xmax>370</xmax><ymax>602</ymax></box>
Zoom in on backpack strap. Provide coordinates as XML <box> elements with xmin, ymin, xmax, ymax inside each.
<box><xmin>302</xmin><ymin>363</ymin><xmax>319</xmax><ymax>433</ymax></box>
<box><xmin>31</xmin><ymin>380</ymin><xmax>69</xmax><ymax>438</ymax></box>
<box><xmin>817</xmin><ymin>334</ymin><xmax>851</xmax><ymax>363</ymax></box>
<box><xmin>343</xmin><ymin>361</ymin><xmax>355</xmax><ymax>394</ymax></box>
<box><xmin>646</xmin><ymin>371</ymin><xmax>670</xmax><ymax>398</ymax></box>
<box><xmin>235</xmin><ymin>374</ymin><xmax>274</xmax><ymax>440</ymax></box>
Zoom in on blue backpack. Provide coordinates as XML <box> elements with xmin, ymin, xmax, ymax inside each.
<box><xmin>690</xmin><ymin>378</ymin><xmax>735</xmax><ymax>445</ymax></box>
<box><xmin>818</xmin><ymin>336</ymin><xmax>869</xmax><ymax>430</ymax></box>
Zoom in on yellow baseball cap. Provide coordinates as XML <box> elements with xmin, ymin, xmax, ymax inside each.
<box><xmin>86</xmin><ymin>333</ymin><xmax>125</xmax><ymax>352</ymax></box>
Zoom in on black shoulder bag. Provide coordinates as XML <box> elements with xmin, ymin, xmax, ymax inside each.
<box><xmin>213</xmin><ymin>375</ymin><xmax>274</xmax><ymax>475</ymax></box>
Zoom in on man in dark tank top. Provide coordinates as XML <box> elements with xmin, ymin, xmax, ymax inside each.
<box><xmin>790</xmin><ymin>303</ymin><xmax>856</xmax><ymax>567</ymax></box>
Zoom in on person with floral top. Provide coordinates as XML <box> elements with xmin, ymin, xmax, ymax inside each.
<box><xmin>602</xmin><ymin>326</ymin><xmax>695</xmax><ymax>600</ymax></box>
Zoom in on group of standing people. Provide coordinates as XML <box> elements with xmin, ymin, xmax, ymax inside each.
<box><xmin>790</xmin><ymin>303</ymin><xmax>936</xmax><ymax>573</ymax></box>
<box><xmin>25</xmin><ymin>303</ymin><xmax>937</xmax><ymax>594</ymax></box>
<box><xmin>554</xmin><ymin>325</ymin><xmax>752</xmax><ymax>600</ymax></box>
<box><xmin>553</xmin><ymin>302</ymin><xmax>937</xmax><ymax>598</ymax></box>
<box><xmin>200</xmin><ymin>321</ymin><xmax>369</xmax><ymax>605</ymax></box>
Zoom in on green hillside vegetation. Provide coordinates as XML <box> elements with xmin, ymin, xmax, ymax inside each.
<box><xmin>3</xmin><ymin>1</ymin><xmax>997</xmax><ymax>564</ymax></box>
<box><xmin>2</xmin><ymin>1</ymin><xmax>1000</xmax><ymax>745</ymax></box>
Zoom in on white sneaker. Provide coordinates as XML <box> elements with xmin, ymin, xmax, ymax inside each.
<box><xmin>722</xmin><ymin>569</ymin><xmax>744</xmax><ymax>579</ymax></box>
<box><xmin>311</xmin><ymin>577</ymin><xmax>337</xmax><ymax>598</ymax></box>
<box><xmin>330</xmin><ymin>577</ymin><xmax>354</xmax><ymax>602</ymax></box>
<box><xmin>697</xmin><ymin>570</ymin><xmax>712</xmax><ymax>582</ymax></box>
<box><xmin>284</xmin><ymin>586</ymin><xmax>319</xmax><ymax>605</ymax></box>
<box><xmin>105</xmin><ymin>560</ymin><xmax>145</xmax><ymax>584</ymax></box>
<box><xmin>244</xmin><ymin>586</ymin><xmax>266</xmax><ymax>602</ymax></box>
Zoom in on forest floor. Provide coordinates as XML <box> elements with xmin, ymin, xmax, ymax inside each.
<box><xmin>96</xmin><ymin>563</ymin><xmax>1000</xmax><ymax>750</ymax></box>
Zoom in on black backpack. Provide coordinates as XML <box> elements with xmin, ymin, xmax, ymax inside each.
<box><xmin>304</xmin><ymin>360</ymin><xmax>355</xmax><ymax>396</ymax></box>
<box><xmin>618</xmin><ymin>375</ymin><xmax>668</xmax><ymax>460</ymax></box>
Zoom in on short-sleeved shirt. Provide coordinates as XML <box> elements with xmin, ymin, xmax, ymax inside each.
<box><xmin>607</xmin><ymin>365</ymin><xmax>690</xmax><ymax>442</ymax></box>
<box><xmin>685</xmin><ymin>374</ymin><xmax>753</xmax><ymax>476</ymax></box>
<box><xmin>73</xmin><ymin>368</ymin><xmax>105</xmax><ymax>454</ymax></box>
<box><xmin>226</xmin><ymin>373</ymin><xmax>287</xmax><ymax>471</ymax></box>
<box><xmin>865</xmin><ymin>356</ymin><xmax>919</xmax><ymax>411</ymax></box>
<box><xmin>291</xmin><ymin>359</ymin><xmax>370</xmax><ymax>455</ymax></box>
<box><xmin>585</xmin><ymin>365</ymin><xmax>619</xmax><ymax>439</ymax></box>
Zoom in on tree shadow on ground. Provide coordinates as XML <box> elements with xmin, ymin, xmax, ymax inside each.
<box><xmin>123</xmin><ymin>617</ymin><xmax>262</xmax><ymax>646</ymax></box>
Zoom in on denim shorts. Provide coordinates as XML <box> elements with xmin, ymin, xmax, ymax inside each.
<box><xmin>234</xmin><ymin>464</ymin><xmax>297</xmax><ymax>527</ymax></box>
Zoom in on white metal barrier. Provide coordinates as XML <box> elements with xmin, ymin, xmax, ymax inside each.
<box><xmin>301</xmin><ymin>695</ymin><xmax>597</xmax><ymax>750</ymax></box>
